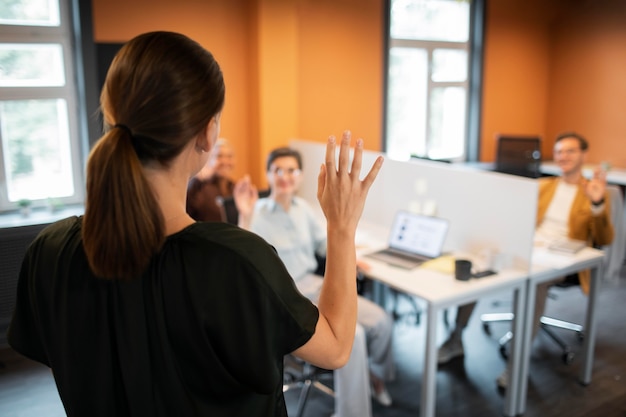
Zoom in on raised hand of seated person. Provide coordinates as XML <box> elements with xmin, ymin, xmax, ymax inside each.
<box><xmin>585</xmin><ymin>167</ymin><xmax>607</xmax><ymax>205</ymax></box>
<box><xmin>233</xmin><ymin>175</ymin><xmax>258</xmax><ymax>228</ymax></box>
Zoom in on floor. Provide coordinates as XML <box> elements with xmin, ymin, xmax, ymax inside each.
<box><xmin>2</xmin><ymin>270</ymin><xmax>626</xmax><ymax>417</ymax></box>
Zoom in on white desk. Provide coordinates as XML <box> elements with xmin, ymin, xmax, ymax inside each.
<box><xmin>357</xmin><ymin>222</ymin><xmax>530</xmax><ymax>417</ymax></box>
<box><xmin>540</xmin><ymin>162</ymin><xmax>626</xmax><ymax>186</ymax></box>
<box><xmin>515</xmin><ymin>246</ymin><xmax>605</xmax><ymax>415</ymax></box>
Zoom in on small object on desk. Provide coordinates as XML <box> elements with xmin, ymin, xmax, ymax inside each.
<box><xmin>472</xmin><ymin>269</ymin><xmax>496</xmax><ymax>278</ymax></box>
<box><xmin>548</xmin><ymin>239</ymin><xmax>586</xmax><ymax>254</ymax></box>
<box><xmin>455</xmin><ymin>259</ymin><xmax>472</xmax><ymax>281</ymax></box>
<box><xmin>420</xmin><ymin>255</ymin><xmax>454</xmax><ymax>273</ymax></box>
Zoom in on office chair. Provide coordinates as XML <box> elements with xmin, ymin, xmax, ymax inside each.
<box><xmin>493</xmin><ymin>135</ymin><xmax>542</xmax><ymax>178</ymax></box>
<box><xmin>218</xmin><ymin>189</ymin><xmax>271</xmax><ymax>225</ymax></box>
<box><xmin>283</xmin><ymin>355</ymin><xmax>334</xmax><ymax>417</ymax></box>
<box><xmin>601</xmin><ymin>185</ymin><xmax>626</xmax><ymax>282</ymax></box>
<box><xmin>480</xmin><ymin>274</ymin><xmax>583</xmax><ymax>365</ymax></box>
<box><xmin>388</xmin><ymin>290</ymin><xmax>422</xmax><ymax>325</ymax></box>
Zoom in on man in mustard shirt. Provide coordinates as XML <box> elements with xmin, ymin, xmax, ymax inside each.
<box><xmin>438</xmin><ymin>132</ymin><xmax>614</xmax><ymax>389</ymax></box>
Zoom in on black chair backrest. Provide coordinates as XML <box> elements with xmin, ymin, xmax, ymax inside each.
<box><xmin>220</xmin><ymin>189</ymin><xmax>271</xmax><ymax>225</ymax></box>
<box><xmin>494</xmin><ymin>135</ymin><xmax>542</xmax><ymax>178</ymax></box>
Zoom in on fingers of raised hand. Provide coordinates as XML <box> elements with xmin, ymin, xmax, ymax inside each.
<box><xmin>363</xmin><ymin>155</ymin><xmax>384</xmax><ymax>190</ymax></box>
<box><xmin>349</xmin><ymin>138</ymin><xmax>363</xmax><ymax>180</ymax></box>
<box><xmin>322</xmin><ymin>131</ymin><xmax>383</xmax><ymax>188</ymax></box>
<box><xmin>317</xmin><ymin>162</ymin><xmax>327</xmax><ymax>203</ymax></box>
<box><xmin>325</xmin><ymin>135</ymin><xmax>337</xmax><ymax>175</ymax></box>
<box><xmin>337</xmin><ymin>131</ymin><xmax>352</xmax><ymax>175</ymax></box>
<box><xmin>591</xmin><ymin>167</ymin><xmax>607</xmax><ymax>185</ymax></box>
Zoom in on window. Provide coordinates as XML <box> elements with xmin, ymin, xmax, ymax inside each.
<box><xmin>0</xmin><ymin>0</ymin><xmax>84</xmax><ymax>211</ymax></box>
<box><xmin>385</xmin><ymin>0</ymin><xmax>471</xmax><ymax>161</ymax></box>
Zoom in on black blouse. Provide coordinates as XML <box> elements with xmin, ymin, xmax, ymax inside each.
<box><xmin>8</xmin><ymin>217</ymin><xmax>318</xmax><ymax>417</ymax></box>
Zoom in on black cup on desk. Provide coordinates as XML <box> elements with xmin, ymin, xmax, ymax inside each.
<box><xmin>455</xmin><ymin>259</ymin><xmax>472</xmax><ymax>281</ymax></box>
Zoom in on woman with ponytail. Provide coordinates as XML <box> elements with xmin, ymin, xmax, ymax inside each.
<box><xmin>8</xmin><ymin>31</ymin><xmax>383</xmax><ymax>417</ymax></box>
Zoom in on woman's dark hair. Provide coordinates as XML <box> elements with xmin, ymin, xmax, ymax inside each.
<box><xmin>265</xmin><ymin>147</ymin><xmax>303</xmax><ymax>171</ymax></box>
<box><xmin>83</xmin><ymin>31</ymin><xmax>225</xmax><ymax>279</ymax></box>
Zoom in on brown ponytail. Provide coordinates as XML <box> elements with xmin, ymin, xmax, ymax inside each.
<box><xmin>82</xmin><ymin>31</ymin><xmax>225</xmax><ymax>279</ymax></box>
<box><xmin>83</xmin><ymin>127</ymin><xmax>163</xmax><ymax>279</ymax></box>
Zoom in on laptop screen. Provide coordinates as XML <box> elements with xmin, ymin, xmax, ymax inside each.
<box><xmin>387</xmin><ymin>211</ymin><xmax>449</xmax><ymax>258</ymax></box>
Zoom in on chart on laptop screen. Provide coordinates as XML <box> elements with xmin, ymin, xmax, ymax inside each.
<box><xmin>388</xmin><ymin>211</ymin><xmax>448</xmax><ymax>258</ymax></box>
<box><xmin>365</xmin><ymin>211</ymin><xmax>449</xmax><ymax>269</ymax></box>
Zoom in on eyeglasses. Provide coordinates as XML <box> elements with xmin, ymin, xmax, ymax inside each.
<box><xmin>271</xmin><ymin>167</ymin><xmax>302</xmax><ymax>178</ymax></box>
<box><xmin>554</xmin><ymin>148</ymin><xmax>582</xmax><ymax>156</ymax></box>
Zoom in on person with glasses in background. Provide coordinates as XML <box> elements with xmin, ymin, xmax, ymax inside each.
<box><xmin>437</xmin><ymin>132</ymin><xmax>614</xmax><ymax>390</ymax></box>
<box><xmin>236</xmin><ymin>145</ymin><xmax>395</xmax><ymax>417</ymax></box>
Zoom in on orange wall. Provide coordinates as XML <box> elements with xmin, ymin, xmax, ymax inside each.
<box><xmin>296</xmin><ymin>0</ymin><xmax>384</xmax><ymax>150</ymax></box>
<box><xmin>548</xmin><ymin>1</ymin><xmax>626</xmax><ymax>167</ymax></box>
<box><xmin>91</xmin><ymin>0</ymin><xmax>383</xmax><ymax>188</ymax></box>
<box><xmin>92</xmin><ymin>0</ymin><xmax>257</xmax><ymax>182</ymax></box>
<box><xmin>91</xmin><ymin>0</ymin><xmax>626</xmax><ymax>186</ymax></box>
<box><xmin>480</xmin><ymin>1</ymin><xmax>555</xmax><ymax>161</ymax></box>
<box><xmin>482</xmin><ymin>0</ymin><xmax>626</xmax><ymax>166</ymax></box>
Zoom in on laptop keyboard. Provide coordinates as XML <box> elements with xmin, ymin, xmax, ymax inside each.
<box><xmin>371</xmin><ymin>249</ymin><xmax>428</xmax><ymax>263</ymax></box>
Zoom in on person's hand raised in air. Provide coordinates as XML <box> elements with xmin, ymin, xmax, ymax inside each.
<box><xmin>585</xmin><ymin>166</ymin><xmax>607</xmax><ymax>205</ymax></box>
<box><xmin>295</xmin><ymin>130</ymin><xmax>383</xmax><ymax>369</ymax></box>
<box><xmin>233</xmin><ymin>175</ymin><xmax>258</xmax><ymax>229</ymax></box>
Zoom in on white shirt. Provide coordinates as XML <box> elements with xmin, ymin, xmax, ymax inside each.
<box><xmin>249</xmin><ymin>196</ymin><xmax>327</xmax><ymax>282</ymax></box>
<box><xmin>535</xmin><ymin>180</ymin><xmax>577</xmax><ymax>245</ymax></box>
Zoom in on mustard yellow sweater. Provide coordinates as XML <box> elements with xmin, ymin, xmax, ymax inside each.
<box><xmin>537</xmin><ymin>177</ymin><xmax>614</xmax><ymax>293</ymax></box>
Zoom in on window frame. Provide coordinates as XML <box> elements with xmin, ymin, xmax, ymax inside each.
<box><xmin>389</xmin><ymin>38</ymin><xmax>469</xmax><ymax>159</ymax></box>
<box><xmin>383</xmin><ymin>0</ymin><xmax>485</xmax><ymax>162</ymax></box>
<box><xmin>0</xmin><ymin>0</ymin><xmax>85</xmax><ymax>211</ymax></box>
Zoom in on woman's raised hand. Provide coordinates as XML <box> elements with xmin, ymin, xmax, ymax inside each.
<box><xmin>317</xmin><ymin>130</ymin><xmax>383</xmax><ymax>234</ymax></box>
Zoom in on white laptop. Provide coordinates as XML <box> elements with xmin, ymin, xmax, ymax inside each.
<box><xmin>365</xmin><ymin>211</ymin><xmax>449</xmax><ymax>269</ymax></box>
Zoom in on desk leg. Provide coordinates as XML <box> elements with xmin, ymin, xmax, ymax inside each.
<box><xmin>505</xmin><ymin>283</ymin><xmax>526</xmax><ymax>417</ymax></box>
<box><xmin>581</xmin><ymin>263</ymin><xmax>602</xmax><ymax>384</ymax></box>
<box><xmin>421</xmin><ymin>303</ymin><xmax>437</xmax><ymax>417</ymax></box>
<box><xmin>516</xmin><ymin>278</ymin><xmax>536</xmax><ymax>415</ymax></box>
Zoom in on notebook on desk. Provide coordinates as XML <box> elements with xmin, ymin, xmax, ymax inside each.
<box><xmin>548</xmin><ymin>238</ymin><xmax>587</xmax><ymax>254</ymax></box>
<box><xmin>365</xmin><ymin>211</ymin><xmax>449</xmax><ymax>269</ymax></box>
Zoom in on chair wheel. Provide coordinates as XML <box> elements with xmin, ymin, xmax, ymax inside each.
<box><xmin>482</xmin><ymin>323</ymin><xmax>492</xmax><ymax>336</ymax></box>
<box><xmin>563</xmin><ymin>351</ymin><xmax>574</xmax><ymax>365</ymax></box>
